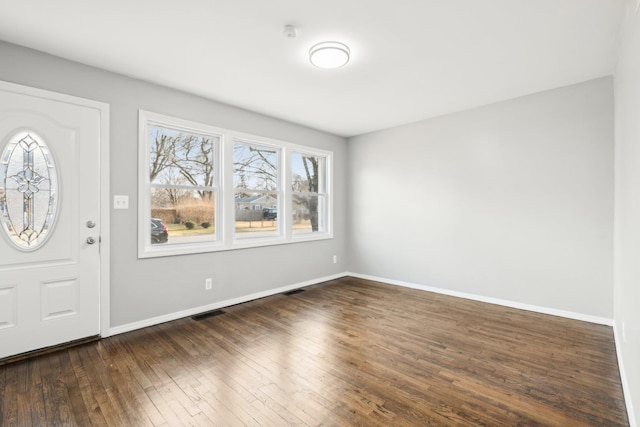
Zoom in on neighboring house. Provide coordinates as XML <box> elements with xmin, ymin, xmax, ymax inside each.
<box><xmin>234</xmin><ymin>195</ymin><xmax>277</xmax><ymax>211</ymax></box>
<box><xmin>235</xmin><ymin>194</ymin><xmax>310</xmax><ymax>222</ymax></box>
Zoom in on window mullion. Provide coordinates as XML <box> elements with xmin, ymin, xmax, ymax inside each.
<box><xmin>283</xmin><ymin>148</ymin><xmax>292</xmax><ymax>240</ymax></box>
<box><xmin>222</xmin><ymin>132</ymin><xmax>235</xmax><ymax>248</ymax></box>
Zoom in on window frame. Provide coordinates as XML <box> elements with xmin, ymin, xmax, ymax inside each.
<box><xmin>290</xmin><ymin>150</ymin><xmax>329</xmax><ymax>238</ymax></box>
<box><xmin>231</xmin><ymin>137</ymin><xmax>283</xmax><ymax>242</ymax></box>
<box><xmin>138</xmin><ymin>111</ymin><xmax>224</xmax><ymax>258</ymax></box>
<box><xmin>138</xmin><ymin>111</ymin><xmax>333</xmax><ymax>258</ymax></box>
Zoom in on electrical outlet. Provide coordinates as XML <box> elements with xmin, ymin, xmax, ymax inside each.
<box><xmin>205</xmin><ymin>278</ymin><xmax>212</xmax><ymax>290</ymax></box>
<box><xmin>333</xmin><ymin>255</ymin><xmax>338</xmax><ymax>264</ymax></box>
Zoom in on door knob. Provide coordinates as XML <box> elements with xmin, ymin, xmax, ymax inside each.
<box><xmin>86</xmin><ymin>237</ymin><xmax>96</xmax><ymax>245</ymax></box>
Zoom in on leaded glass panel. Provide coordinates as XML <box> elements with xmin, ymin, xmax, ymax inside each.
<box><xmin>0</xmin><ymin>131</ymin><xmax>58</xmax><ymax>250</ymax></box>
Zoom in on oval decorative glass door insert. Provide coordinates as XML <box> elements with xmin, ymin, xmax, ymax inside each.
<box><xmin>0</xmin><ymin>131</ymin><xmax>58</xmax><ymax>250</ymax></box>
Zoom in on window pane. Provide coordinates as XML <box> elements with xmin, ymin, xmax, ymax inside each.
<box><xmin>235</xmin><ymin>191</ymin><xmax>278</xmax><ymax>239</ymax></box>
<box><xmin>0</xmin><ymin>131</ymin><xmax>58</xmax><ymax>250</ymax></box>
<box><xmin>234</xmin><ymin>142</ymin><xmax>278</xmax><ymax>191</ymax></box>
<box><xmin>291</xmin><ymin>153</ymin><xmax>325</xmax><ymax>193</ymax></box>
<box><xmin>149</xmin><ymin>126</ymin><xmax>217</xmax><ymax>187</ymax></box>
<box><xmin>292</xmin><ymin>194</ymin><xmax>325</xmax><ymax>234</ymax></box>
<box><xmin>151</xmin><ymin>188</ymin><xmax>215</xmax><ymax>244</ymax></box>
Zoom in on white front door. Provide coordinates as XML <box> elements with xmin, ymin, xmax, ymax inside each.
<box><xmin>0</xmin><ymin>83</ymin><xmax>104</xmax><ymax>359</ymax></box>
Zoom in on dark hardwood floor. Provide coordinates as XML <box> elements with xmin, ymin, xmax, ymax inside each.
<box><xmin>0</xmin><ymin>277</ymin><xmax>629</xmax><ymax>426</ymax></box>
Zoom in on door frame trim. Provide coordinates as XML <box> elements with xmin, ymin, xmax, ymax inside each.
<box><xmin>0</xmin><ymin>80</ymin><xmax>111</xmax><ymax>338</ymax></box>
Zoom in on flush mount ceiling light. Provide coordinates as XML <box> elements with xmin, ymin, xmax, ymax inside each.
<box><xmin>309</xmin><ymin>41</ymin><xmax>350</xmax><ymax>69</ymax></box>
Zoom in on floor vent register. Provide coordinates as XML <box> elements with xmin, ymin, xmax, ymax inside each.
<box><xmin>192</xmin><ymin>309</ymin><xmax>225</xmax><ymax>321</ymax></box>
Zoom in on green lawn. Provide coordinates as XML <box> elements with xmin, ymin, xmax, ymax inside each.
<box><xmin>167</xmin><ymin>223</ymin><xmax>214</xmax><ymax>236</ymax></box>
<box><xmin>167</xmin><ymin>220</ymin><xmax>311</xmax><ymax>235</ymax></box>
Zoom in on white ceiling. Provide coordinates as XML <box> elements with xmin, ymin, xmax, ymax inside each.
<box><xmin>0</xmin><ymin>0</ymin><xmax>627</xmax><ymax>137</ymax></box>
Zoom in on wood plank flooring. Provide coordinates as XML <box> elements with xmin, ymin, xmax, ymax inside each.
<box><xmin>0</xmin><ymin>277</ymin><xmax>629</xmax><ymax>426</ymax></box>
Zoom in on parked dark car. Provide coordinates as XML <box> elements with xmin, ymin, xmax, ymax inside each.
<box><xmin>151</xmin><ymin>218</ymin><xmax>168</xmax><ymax>243</ymax></box>
<box><xmin>262</xmin><ymin>208</ymin><xmax>277</xmax><ymax>220</ymax></box>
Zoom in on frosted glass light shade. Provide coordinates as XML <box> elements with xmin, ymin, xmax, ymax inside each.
<box><xmin>309</xmin><ymin>42</ymin><xmax>350</xmax><ymax>69</ymax></box>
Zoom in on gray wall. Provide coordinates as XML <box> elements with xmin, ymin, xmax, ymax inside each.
<box><xmin>614</xmin><ymin>4</ymin><xmax>640</xmax><ymax>425</ymax></box>
<box><xmin>0</xmin><ymin>41</ymin><xmax>348</xmax><ymax>328</ymax></box>
<box><xmin>348</xmin><ymin>78</ymin><xmax>614</xmax><ymax>318</ymax></box>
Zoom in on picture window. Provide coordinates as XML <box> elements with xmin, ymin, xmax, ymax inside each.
<box><xmin>139</xmin><ymin>111</ymin><xmax>332</xmax><ymax>258</ymax></box>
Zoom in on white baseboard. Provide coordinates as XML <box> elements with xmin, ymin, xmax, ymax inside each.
<box><xmin>109</xmin><ymin>271</ymin><xmax>614</xmax><ymax>337</ymax></box>
<box><xmin>107</xmin><ymin>272</ymin><xmax>348</xmax><ymax>337</ymax></box>
<box><xmin>346</xmin><ymin>272</ymin><xmax>614</xmax><ymax>326</ymax></box>
<box><xmin>613</xmin><ymin>322</ymin><xmax>637</xmax><ymax>427</ymax></box>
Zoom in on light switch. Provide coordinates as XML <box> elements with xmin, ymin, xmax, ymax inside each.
<box><xmin>113</xmin><ymin>195</ymin><xmax>129</xmax><ymax>209</ymax></box>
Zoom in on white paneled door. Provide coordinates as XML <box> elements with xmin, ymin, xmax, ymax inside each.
<box><xmin>0</xmin><ymin>83</ymin><xmax>105</xmax><ymax>359</ymax></box>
